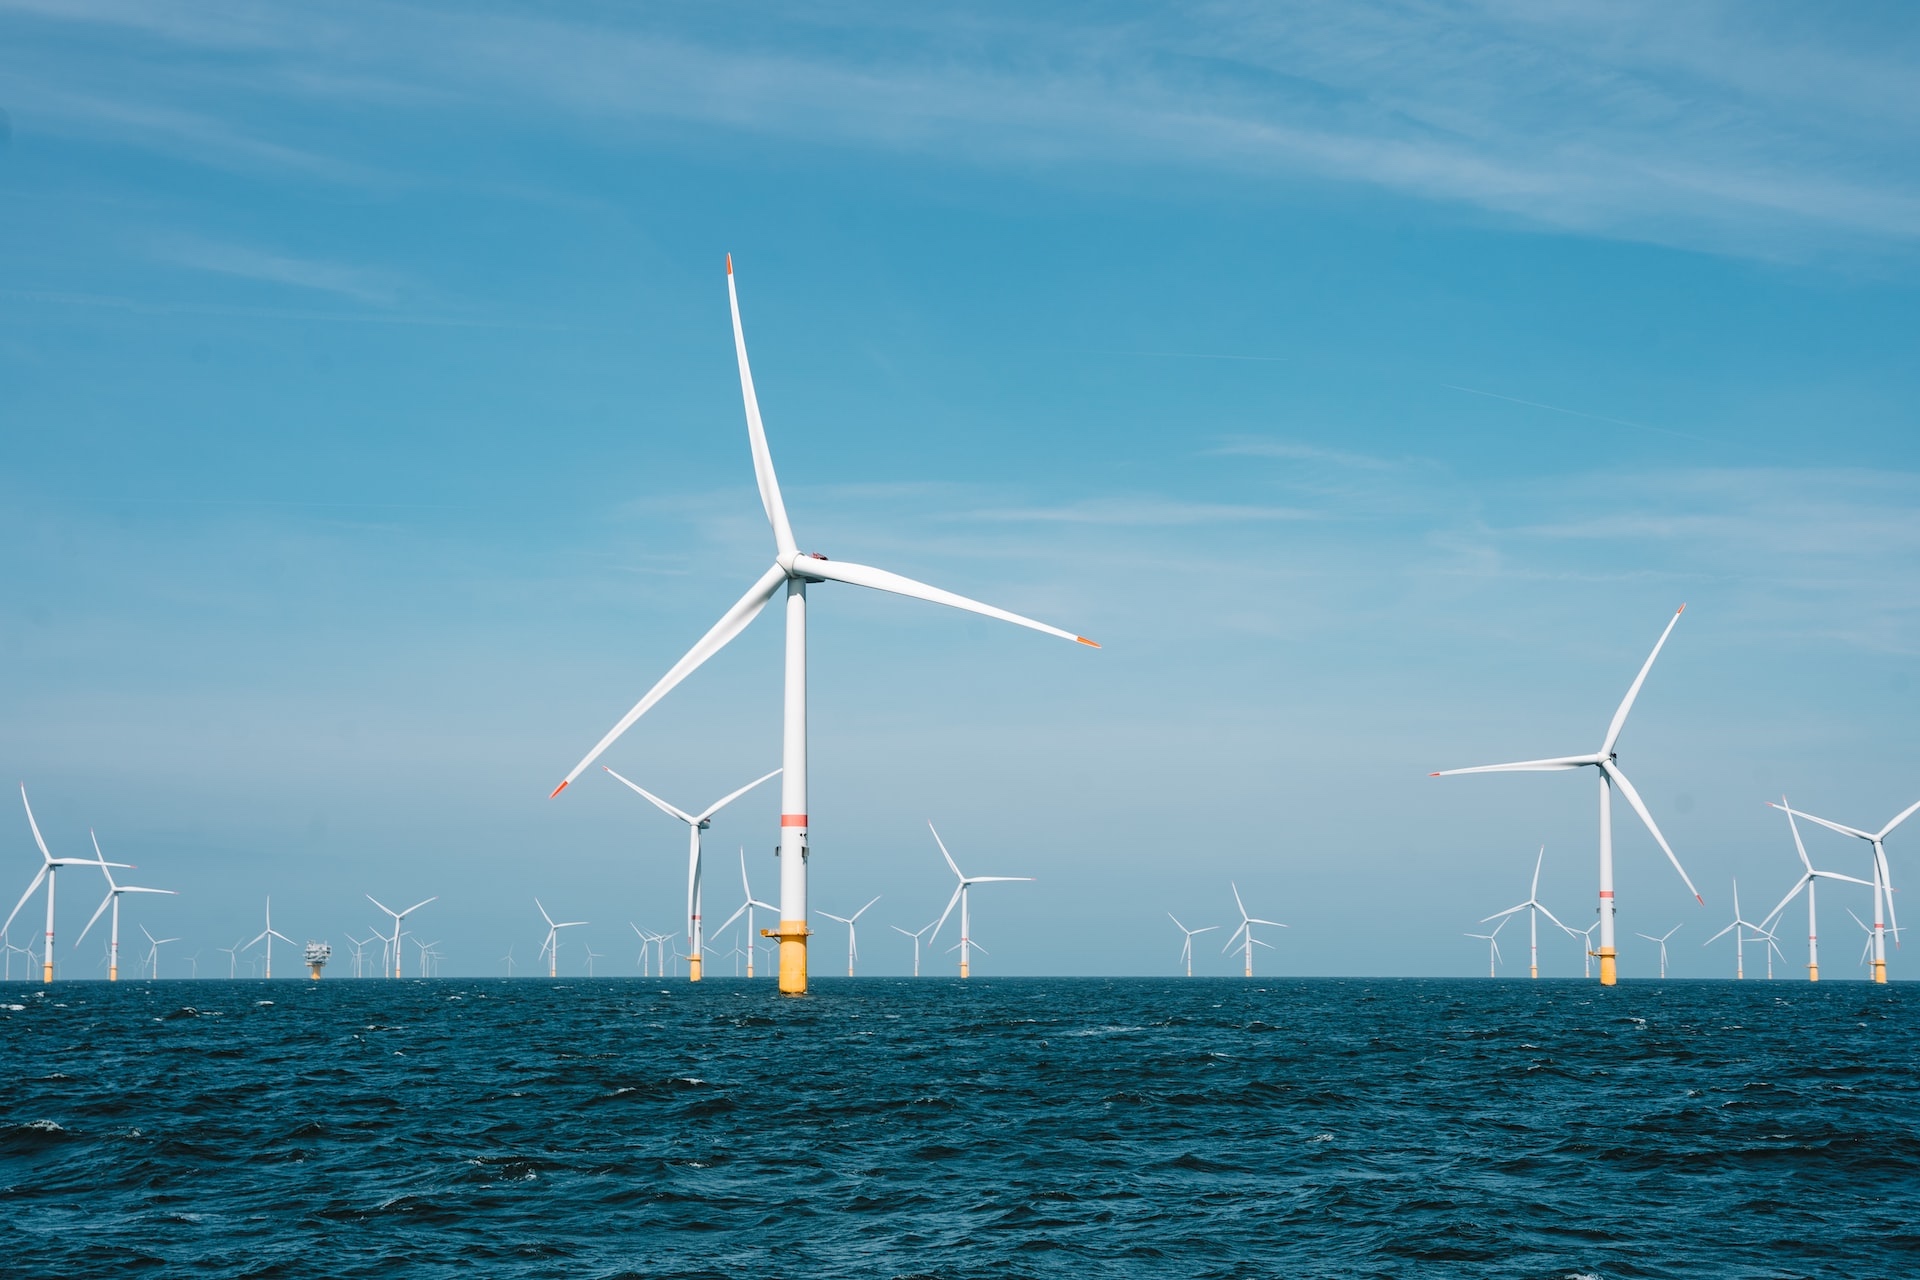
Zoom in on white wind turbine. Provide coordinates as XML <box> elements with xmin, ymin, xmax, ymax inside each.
<box><xmin>1766</xmin><ymin>797</ymin><xmax>1918</xmax><ymax>984</ymax></box>
<box><xmin>629</xmin><ymin>923</ymin><xmax>653</xmax><ymax>976</ymax></box>
<box><xmin>709</xmin><ymin>848</ymin><xmax>778</xmax><ymax>978</ymax></box>
<box><xmin>1635</xmin><ymin>924</ymin><xmax>1681</xmax><ymax>978</ymax></box>
<box><xmin>583</xmin><ymin>943</ymin><xmax>603</xmax><ymax>977</ymax></box>
<box><xmin>1465</xmin><ymin>916</ymin><xmax>1506</xmax><ymax>977</ymax></box>
<box><xmin>501</xmin><ymin>944</ymin><xmax>516</xmax><ymax>977</ymax></box>
<box><xmin>1222</xmin><ymin>883</ymin><xmax>1286</xmax><ymax>978</ymax></box>
<box><xmin>1847</xmin><ymin>908</ymin><xmax>1876</xmax><ymax>970</ymax></box>
<box><xmin>548</xmin><ymin>258</ymin><xmax>1097</xmax><ymax>995</ymax></box>
<box><xmin>75</xmin><ymin>832</ymin><xmax>175</xmax><ymax>982</ymax></box>
<box><xmin>1755</xmin><ymin>801</ymin><xmax>1875</xmax><ymax>983</ymax></box>
<box><xmin>536</xmin><ymin>899</ymin><xmax>586</xmax><ymax>977</ymax></box>
<box><xmin>246</xmin><ymin>896</ymin><xmax>293</xmax><ymax>979</ymax></box>
<box><xmin>1168</xmin><ymin>914</ymin><xmax>1219</xmax><ymax>977</ymax></box>
<box><xmin>218</xmin><ymin>939</ymin><xmax>243</xmax><ymax>979</ymax></box>
<box><xmin>603</xmin><ymin>767</ymin><xmax>780</xmax><ymax>983</ymax></box>
<box><xmin>1702</xmin><ymin>879</ymin><xmax>1777</xmax><ymax>980</ymax></box>
<box><xmin>367</xmin><ymin>895</ymin><xmax>436</xmax><ymax>978</ymax></box>
<box><xmin>347</xmin><ymin>934</ymin><xmax>379</xmax><ymax>978</ymax></box>
<box><xmin>4</xmin><ymin>785</ymin><xmax>133</xmax><ymax>983</ymax></box>
<box><xmin>891</xmin><ymin>922</ymin><xmax>934</xmax><ymax>977</ymax></box>
<box><xmin>1431</xmin><ymin>607</ymin><xmax>1702</xmax><ymax>985</ymax></box>
<box><xmin>1481</xmin><ymin>846</ymin><xmax>1576</xmax><ymax>979</ymax></box>
<box><xmin>819</xmin><ymin>896</ymin><xmax>881</xmax><ymax>977</ymax></box>
<box><xmin>141</xmin><ymin>924</ymin><xmax>180</xmax><ymax>979</ymax></box>
<box><xmin>927</xmin><ymin>822</ymin><xmax>1032</xmax><ymax>979</ymax></box>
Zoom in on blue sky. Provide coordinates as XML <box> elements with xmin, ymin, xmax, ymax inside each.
<box><xmin>3</xmin><ymin>2</ymin><xmax>1919</xmax><ymax>979</ymax></box>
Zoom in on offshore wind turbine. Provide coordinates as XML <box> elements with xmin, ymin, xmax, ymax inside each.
<box><xmin>1481</xmin><ymin>846</ymin><xmax>1575</xmax><ymax>979</ymax></box>
<box><xmin>1755</xmin><ymin>801</ymin><xmax>1874</xmax><ymax>982</ymax></box>
<box><xmin>1168</xmin><ymin>914</ymin><xmax>1219</xmax><ymax>977</ymax></box>
<box><xmin>1465</xmin><ymin>916</ymin><xmax>1506</xmax><ymax>977</ymax></box>
<box><xmin>891</xmin><ymin>922</ymin><xmax>934</xmax><ymax>977</ymax></box>
<box><xmin>1848</xmin><ymin>908</ymin><xmax>1875</xmax><ymax>970</ymax></box>
<box><xmin>75</xmin><ymin>832</ymin><xmax>175</xmax><ymax>982</ymax></box>
<box><xmin>536</xmin><ymin>899</ymin><xmax>586</xmax><ymax>977</ymax></box>
<box><xmin>4</xmin><ymin>785</ymin><xmax>133</xmax><ymax>983</ymax></box>
<box><xmin>1767</xmin><ymin>797</ymin><xmax>1919</xmax><ymax>983</ymax></box>
<box><xmin>583</xmin><ymin>943</ymin><xmax>603</xmax><ymax>977</ymax></box>
<box><xmin>1702</xmin><ymin>879</ymin><xmax>1775</xmax><ymax>980</ymax></box>
<box><xmin>1222</xmin><ymin>883</ymin><xmax>1286</xmax><ymax>978</ymax></box>
<box><xmin>1575</xmin><ymin>922</ymin><xmax>1599</xmax><ymax>978</ymax></box>
<box><xmin>246</xmin><ymin>897</ymin><xmax>294</xmax><ymax>979</ymax></box>
<box><xmin>819</xmin><ymin>896</ymin><xmax>881</xmax><ymax>977</ymax></box>
<box><xmin>367</xmin><ymin>895</ymin><xmax>436</xmax><ymax>978</ymax></box>
<box><xmin>141</xmin><ymin>925</ymin><xmax>180</xmax><ymax>979</ymax></box>
<box><xmin>710</xmin><ymin>849</ymin><xmax>778</xmax><ymax>978</ymax></box>
<box><xmin>927</xmin><ymin>823</ymin><xmax>1032</xmax><ymax>978</ymax></box>
<box><xmin>603</xmin><ymin>767</ymin><xmax>780</xmax><ymax>983</ymax></box>
<box><xmin>1431</xmin><ymin>607</ymin><xmax>1702</xmax><ymax>986</ymax></box>
<box><xmin>548</xmin><ymin>258</ymin><xmax>1098</xmax><ymax>995</ymax></box>
<box><xmin>1635</xmin><ymin>924</ymin><xmax>1681</xmax><ymax>978</ymax></box>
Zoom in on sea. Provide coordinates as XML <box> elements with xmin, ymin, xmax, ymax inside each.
<box><xmin>2</xmin><ymin>977</ymin><xmax>1914</xmax><ymax>1278</ymax></box>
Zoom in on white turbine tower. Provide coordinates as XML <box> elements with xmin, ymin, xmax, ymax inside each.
<box><xmin>1168</xmin><ymin>914</ymin><xmax>1219</xmax><ymax>977</ymax></box>
<box><xmin>246</xmin><ymin>896</ymin><xmax>293</xmax><ymax>979</ymax></box>
<box><xmin>548</xmin><ymin>259</ymin><xmax>1098</xmax><ymax>995</ymax></box>
<box><xmin>75</xmin><ymin>832</ymin><xmax>175</xmax><ymax>982</ymax></box>
<box><xmin>1465</xmin><ymin>916</ymin><xmax>1506</xmax><ymax>977</ymax></box>
<box><xmin>4</xmin><ymin>785</ymin><xmax>133</xmax><ymax>983</ymax></box>
<box><xmin>709</xmin><ymin>848</ymin><xmax>779</xmax><ymax>978</ymax></box>
<box><xmin>141</xmin><ymin>924</ymin><xmax>180</xmax><ymax>979</ymax></box>
<box><xmin>1480</xmin><ymin>846</ymin><xmax>1576</xmax><ymax>979</ymax></box>
<box><xmin>1701</xmin><ymin>880</ymin><xmax>1777</xmax><ymax>980</ymax></box>
<box><xmin>603</xmin><ymin>767</ymin><xmax>780</xmax><ymax>983</ymax></box>
<box><xmin>367</xmin><ymin>895</ymin><xmax>436</xmax><ymax>978</ymax></box>
<box><xmin>1636</xmin><ymin>924</ymin><xmax>1681</xmax><ymax>978</ymax></box>
<box><xmin>1431</xmin><ymin>607</ymin><xmax>1702</xmax><ymax>985</ymax></box>
<box><xmin>536</xmin><ymin>899</ymin><xmax>586</xmax><ymax>977</ymax></box>
<box><xmin>1766</xmin><ymin>797</ymin><xmax>1918</xmax><ymax>984</ymax></box>
<box><xmin>927</xmin><ymin>823</ymin><xmax>1031</xmax><ymax>979</ymax></box>
<box><xmin>819</xmin><ymin>896</ymin><xmax>881</xmax><ymax>977</ymax></box>
<box><xmin>1222</xmin><ymin>883</ymin><xmax>1286</xmax><ymax>978</ymax></box>
<box><xmin>1754</xmin><ymin>801</ymin><xmax>1875</xmax><ymax>983</ymax></box>
<box><xmin>891</xmin><ymin>922</ymin><xmax>934</xmax><ymax>976</ymax></box>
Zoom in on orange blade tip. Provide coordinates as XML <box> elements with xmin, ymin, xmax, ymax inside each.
<box><xmin>725</xmin><ymin>253</ymin><xmax>733</xmax><ymax>275</ymax></box>
<box><xmin>549</xmin><ymin>779</ymin><xmax>570</xmax><ymax>799</ymax></box>
<box><xmin>1428</xmin><ymin>772</ymin><xmax>1442</xmax><ymax>777</ymax></box>
<box><xmin>1075</xmin><ymin>636</ymin><xmax>1101</xmax><ymax>648</ymax></box>
<box><xmin>1676</xmin><ymin>603</ymin><xmax>1686</xmax><ymax>614</ymax></box>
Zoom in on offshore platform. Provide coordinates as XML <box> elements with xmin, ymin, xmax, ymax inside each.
<box><xmin>304</xmin><ymin>940</ymin><xmax>331</xmax><ymax>979</ymax></box>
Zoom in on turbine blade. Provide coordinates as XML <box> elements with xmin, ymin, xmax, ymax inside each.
<box><xmin>1480</xmin><ymin>903</ymin><xmax>1529</xmax><ymax>924</ymax></box>
<box><xmin>726</xmin><ymin>256</ymin><xmax>798</xmax><ymax>558</ymax></box>
<box><xmin>1604</xmin><ymin>761</ymin><xmax>1703</xmax><ymax>903</ymax></box>
<box><xmin>75</xmin><ymin>892</ymin><xmax>114</xmax><ymax>946</ymax></box>
<box><xmin>603</xmin><ymin>769</ymin><xmax>696</xmax><ymax>825</ymax></box>
<box><xmin>852</xmin><ymin>895</ymin><xmax>881</xmax><ymax>921</ymax></box>
<box><xmin>401</xmin><ymin>897</ymin><xmax>437</xmax><ymax>918</ymax></box>
<box><xmin>1808</xmin><ymin>870</ymin><xmax>1875</xmax><ymax>888</ymax></box>
<box><xmin>366</xmin><ymin>894</ymin><xmax>395</xmax><ymax>917</ymax></box>
<box><xmin>1</xmin><ymin>866</ymin><xmax>49</xmax><ymax>936</ymax></box>
<box><xmin>1782</xmin><ymin>801</ymin><xmax>1815</xmax><ymax>873</ymax></box>
<box><xmin>1878</xmin><ymin>798</ymin><xmax>1920</xmax><ymax>841</ymax></box>
<box><xmin>20</xmin><ymin>784</ymin><xmax>56</xmax><ymax>865</ymax></box>
<box><xmin>1231</xmin><ymin>882</ymin><xmax>1249</xmax><ymax>920</ymax></box>
<box><xmin>1601</xmin><ymin>605</ymin><xmax>1684</xmax><ymax>755</ymax></box>
<box><xmin>1168</xmin><ymin>913</ymin><xmax>1186</xmax><ymax>932</ymax></box>
<box><xmin>928</xmin><ymin>883</ymin><xmax>963</xmax><ymax>944</ymax></box>
<box><xmin>1877</xmin><ymin>845</ymin><xmax>1899</xmax><ymax>940</ymax></box>
<box><xmin>1533</xmin><ymin>904</ymin><xmax>1575</xmax><ymax>934</ymax></box>
<box><xmin>1769</xmin><ymin>802</ymin><xmax>1871</xmax><ymax>842</ymax></box>
<box><xmin>1702</xmin><ymin>920</ymin><xmax>1737</xmax><ymax>945</ymax></box>
<box><xmin>1756</xmin><ymin>876</ymin><xmax>1809</xmax><ymax>933</ymax></box>
<box><xmin>929</xmin><ymin>822</ymin><xmax>964</xmax><ymax>881</ymax></box>
<box><xmin>694</xmin><ymin>768</ymin><xmax>783</xmax><ymax>824</ymax></box>
<box><xmin>965</xmin><ymin>876</ymin><xmax>1032</xmax><ymax>884</ymax></box>
<box><xmin>714</xmin><ymin>901</ymin><xmax>749</xmax><ymax>934</ymax></box>
<box><xmin>1531</xmin><ymin>845</ymin><xmax>1544</xmax><ymax>899</ymax></box>
<box><xmin>794</xmin><ymin>556</ymin><xmax>1097</xmax><ymax>648</ymax></box>
<box><xmin>552</xmin><ymin>563</ymin><xmax>785</xmax><ymax>797</ymax></box>
<box><xmin>1429</xmin><ymin>755</ymin><xmax>1595</xmax><ymax>776</ymax></box>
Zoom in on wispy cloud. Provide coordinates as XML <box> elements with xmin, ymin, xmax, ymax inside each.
<box><xmin>150</xmin><ymin>235</ymin><xmax>404</xmax><ymax>305</ymax></box>
<box><xmin>967</xmin><ymin>497</ymin><xmax>1317</xmax><ymax>526</ymax></box>
<box><xmin>1207</xmin><ymin>438</ymin><xmax>1413</xmax><ymax>471</ymax></box>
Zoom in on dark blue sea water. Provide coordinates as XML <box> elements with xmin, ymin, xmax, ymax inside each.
<box><xmin>2</xmin><ymin>978</ymin><xmax>1915</xmax><ymax>1278</ymax></box>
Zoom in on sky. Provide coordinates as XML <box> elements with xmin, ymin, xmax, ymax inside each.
<box><xmin>3</xmin><ymin>1</ymin><xmax>1919</xmax><ymax>980</ymax></box>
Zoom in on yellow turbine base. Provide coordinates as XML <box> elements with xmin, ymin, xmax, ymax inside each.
<box><xmin>309</xmin><ymin>965</ymin><xmax>323</xmax><ymax>980</ymax></box>
<box><xmin>1598</xmin><ymin>947</ymin><xmax>1617</xmax><ymax>986</ymax></box>
<box><xmin>766</xmin><ymin>921</ymin><xmax>810</xmax><ymax>995</ymax></box>
<box><xmin>43</xmin><ymin>961</ymin><xmax>53</xmax><ymax>984</ymax></box>
<box><xmin>1809</xmin><ymin>964</ymin><xmax>1818</xmax><ymax>982</ymax></box>
<box><xmin>688</xmin><ymin>953</ymin><xmax>703</xmax><ymax>983</ymax></box>
<box><xmin>959</xmin><ymin>961</ymin><xmax>970</xmax><ymax>979</ymax></box>
<box><xmin>746</xmin><ymin>962</ymin><xmax>755</xmax><ymax>979</ymax></box>
<box><xmin>1530</xmin><ymin>964</ymin><xmax>1538</xmax><ymax>979</ymax></box>
<box><xmin>109</xmin><ymin>966</ymin><xmax>118</xmax><ymax>982</ymax></box>
<box><xmin>1873</xmin><ymin>959</ymin><xmax>1887</xmax><ymax>984</ymax></box>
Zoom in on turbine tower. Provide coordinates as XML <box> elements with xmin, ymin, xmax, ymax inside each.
<box><xmin>4</xmin><ymin>786</ymin><xmax>132</xmax><ymax>983</ymax></box>
<box><xmin>1168</xmin><ymin>914</ymin><xmax>1219</xmax><ymax>977</ymax></box>
<box><xmin>75</xmin><ymin>832</ymin><xmax>175</xmax><ymax>982</ymax></box>
<box><xmin>549</xmin><ymin>258</ymin><xmax>1097</xmax><ymax>994</ymax></box>
<box><xmin>1756</xmin><ymin>800</ymin><xmax>1874</xmax><ymax>981</ymax></box>
<box><xmin>1223</xmin><ymin>884</ymin><xmax>1286</xmax><ymax>978</ymax></box>
<box><xmin>603</xmin><ymin>768</ymin><xmax>779</xmax><ymax>982</ymax></box>
<box><xmin>927</xmin><ymin>823</ymin><xmax>1031</xmax><ymax>978</ymax></box>
<box><xmin>1480</xmin><ymin>846</ymin><xmax>1575</xmax><ymax>979</ymax></box>
<box><xmin>819</xmin><ymin>896</ymin><xmax>881</xmax><ymax>977</ymax></box>
<box><xmin>891</xmin><ymin>921</ymin><xmax>934</xmax><ymax>977</ymax></box>
<box><xmin>1432</xmin><ymin>606</ymin><xmax>1702</xmax><ymax>986</ymax></box>
<box><xmin>1766</xmin><ymin>797</ymin><xmax>1918</xmax><ymax>983</ymax></box>
<box><xmin>247</xmin><ymin>897</ymin><xmax>293</xmax><ymax>979</ymax></box>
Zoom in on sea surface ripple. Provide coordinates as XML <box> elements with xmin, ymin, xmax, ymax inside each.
<box><xmin>2</xmin><ymin>977</ymin><xmax>1916</xmax><ymax>1278</ymax></box>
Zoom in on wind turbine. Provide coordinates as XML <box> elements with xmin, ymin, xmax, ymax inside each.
<box><xmin>75</xmin><ymin>832</ymin><xmax>176</xmax><ymax>982</ymax></box>
<box><xmin>1431</xmin><ymin>607</ymin><xmax>1702</xmax><ymax>985</ymax></box>
<box><xmin>1168</xmin><ymin>914</ymin><xmax>1219</xmax><ymax>977</ymax></box>
<box><xmin>218</xmin><ymin>939</ymin><xmax>243</xmax><ymax>979</ymax></box>
<box><xmin>536</xmin><ymin>899</ymin><xmax>586</xmax><ymax>977</ymax></box>
<box><xmin>709</xmin><ymin>849</ymin><xmax>778</xmax><ymax>978</ymax></box>
<box><xmin>583</xmin><ymin>943</ymin><xmax>603</xmax><ymax>977</ymax></box>
<box><xmin>1222</xmin><ymin>883</ymin><xmax>1286</xmax><ymax>978</ymax></box>
<box><xmin>927</xmin><ymin>823</ymin><xmax>1031</xmax><ymax>978</ymax></box>
<box><xmin>1754</xmin><ymin>801</ymin><xmax>1875</xmax><ymax>982</ymax></box>
<box><xmin>186</xmin><ymin>951</ymin><xmax>200</xmax><ymax>979</ymax></box>
<box><xmin>347</xmin><ymin>934</ymin><xmax>379</xmax><ymax>978</ymax></box>
<box><xmin>4</xmin><ymin>785</ymin><xmax>133</xmax><ymax>983</ymax></box>
<box><xmin>367</xmin><ymin>895</ymin><xmax>436</xmax><ymax>978</ymax></box>
<box><xmin>1480</xmin><ymin>846</ymin><xmax>1575</xmax><ymax>979</ymax></box>
<box><xmin>246</xmin><ymin>896</ymin><xmax>293</xmax><ymax>979</ymax></box>
<box><xmin>819</xmin><ymin>896</ymin><xmax>881</xmax><ymax>977</ymax></box>
<box><xmin>891</xmin><ymin>922</ymin><xmax>934</xmax><ymax>976</ymax></box>
<box><xmin>413</xmin><ymin>938</ymin><xmax>440</xmax><ymax>977</ymax></box>
<box><xmin>1465</xmin><ymin>916</ymin><xmax>1506</xmax><ymax>977</ymax></box>
<box><xmin>1702</xmin><ymin>879</ymin><xmax>1776</xmax><ymax>980</ymax></box>
<box><xmin>603</xmin><ymin>767</ymin><xmax>780</xmax><ymax>983</ymax></box>
<box><xmin>1575</xmin><ymin>922</ymin><xmax>1599</xmax><ymax>978</ymax></box>
<box><xmin>1848</xmin><ymin>908</ymin><xmax>1876</xmax><ymax>970</ymax></box>
<box><xmin>548</xmin><ymin>258</ymin><xmax>1098</xmax><ymax>995</ymax></box>
<box><xmin>141</xmin><ymin>924</ymin><xmax>180</xmax><ymax>979</ymax></box>
<box><xmin>1766</xmin><ymin>797</ymin><xmax>1918</xmax><ymax>983</ymax></box>
<box><xmin>628</xmin><ymin>923</ymin><xmax>652</xmax><ymax>976</ymax></box>
<box><xmin>501</xmin><ymin>944</ymin><xmax>516</xmax><ymax>977</ymax></box>
<box><xmin>1635</xmin><ymin>924</ymin><xmax>1681</xmax><ymax>978</ymax></box>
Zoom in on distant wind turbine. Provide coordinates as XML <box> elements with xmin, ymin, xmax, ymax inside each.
<box><xmin>3</xmin><ymin>785</ymin><xmax>132</xmax><ymax>983</ymax></box>
<box><xmin>710</xmin><ymin>848</ymin><xmax>778</xmax><ymax>978</ymax></box>
<box><xmin>1766</xmin><ymin>797</ymin><xmax>1918</xmax><ymax>983</ymax></box>
<box><xmin>927</xmin><ymin>823</ymin><xmax>1031</xmax><ymax>978</ymax></box>
<box><xmin>1702</xmin><ymin>879</ymin><xmax>1776</xmax><ymax>980</ymax></box>
<box><xmin>247</xmin><ymin>896</ymin><xmax>294</xmax><ymax>979</ymax></box>
<box><xmin>1635</xmin><ymin>924</ymin><xmax>1682</xmax><ymax>979</ymax></box>
<box><xmin>141</xmin><ymin>924</ymin><xmax>180</xmax><ymax>979</ymax></box>
<box><xmin>1754</xmin><ymin>801</ymin><xmax>1874</xmax><ymax>982</ymax></box>
<box><xmin>1168</xmin><ymin>914</ymin><xmax>1219</xmax><ymax>977</ymax></box>
<box><xmin>536</xmin><ymin>899</ymin><xmax>586</xmax><ymax>977</ymax></box>
<box><xmin>75</xmin><ymin>831</ymin><xmax>175</xmax><ymax>982</ymax></box>
<box><xmin>891</xmin><ymin>921</ymin><xmax>934</xmax><ymax>977</ymax></box>
<box><xmin>367</xmin><ymin>895</ymin><xmax>436</xmax><ymax>978</ymax></box>
<box><xmin>1222</xmin><ymin>883</ymin><xmax>1286</xmax><ymax>978</ymax></box>
<box><xmin>1465</xmin><ymin>916</ymin><xmax>1506</xmax><ymax>977</ymax></box>
<box><xmin>1480</xmin><ymin>846</ymin><xmax>1575</xmax><ymax>979</ymax></box>
<box><xmin>819</xmin><ymin>896</ymin><xmax>881</xmax><ymax>977</ymax></box>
